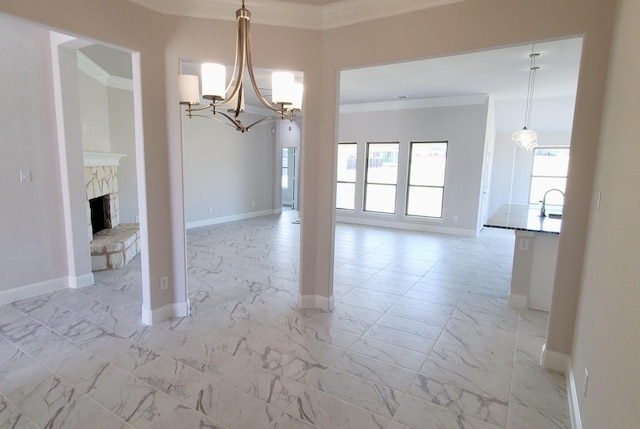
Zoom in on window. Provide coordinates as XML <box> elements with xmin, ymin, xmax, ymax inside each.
<box><xmin>336</xmin><ymin>143</ymin><xmax>357</xmax><ymax>210</ymax></box>
<box><xmin>406</xmin><ymin>142</ymin><xmax>447</xmax><ymax>218</ymax></box>
<box><xmin>364</xmin><ymin>142</ymin><xmax>399</xmax><ymax>214</ymax></box>
<box><xmin>529</xmin><ymin>147</ymin><xmax>570</xmax><ymax>205</ymax></box>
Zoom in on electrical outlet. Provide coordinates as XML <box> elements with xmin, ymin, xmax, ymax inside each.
<box><xmin>596</xmin><ymin>191</ymin><xmax>602</xmax><ymax>212</ymax></box>
<box><xmin>453</xmin><ymin>215</ymin><xmax>459</xmax><ymax>222</ymax></box>
<box><xmin>583</xmin><ymin>368</ymin><xmax>589</xmax><ymax>397</ymax></box>
<box><xmin>519</xmin><ymin>238</ymin><xmax>529</xmax><ymax>251</ymax></box>
<box><xmin>160</xmin><ymin>276</ymin><xmax>169</xmax><ymax>291</ymax></box>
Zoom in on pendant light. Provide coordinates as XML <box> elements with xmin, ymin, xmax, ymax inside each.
<box><xmin>512</xmin><ymin>48</ymin><xmax>540</xmax><ymax>150</ymax></box>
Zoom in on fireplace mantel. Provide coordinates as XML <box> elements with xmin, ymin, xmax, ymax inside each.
<box><xmin>83</xmin><ymin>151</ymin><xmax>127</xmax><ymax>167</ymax></box>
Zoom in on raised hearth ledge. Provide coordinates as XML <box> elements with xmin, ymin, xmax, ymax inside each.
<box><xmin>84</xmin><ymin>151</ymin><xmax>126</xmax><ymax>167</ymax></box>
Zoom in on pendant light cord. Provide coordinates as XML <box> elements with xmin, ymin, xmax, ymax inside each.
<box><xmin>524</xmin><ymin>46</ymin><xmax>539</xmax><ymax>129</ymax></box>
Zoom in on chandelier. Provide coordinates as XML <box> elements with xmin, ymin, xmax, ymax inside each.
<box><xmin>512</xmin><ymin>49</ymin><xmax>540</xmax><ymax>151</ymax></box>
<box><xmin>178</xmin><ymin>1</ymin><xmax>303</xmax><ymax>133</ymax></box>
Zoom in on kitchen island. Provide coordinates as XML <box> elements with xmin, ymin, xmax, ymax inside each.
<box><xmin>485</xmin><ymin>204</ymin><xmax>562</xmax><ymax>311</ymax></box>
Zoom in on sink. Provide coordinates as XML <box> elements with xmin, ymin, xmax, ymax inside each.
<box><xmin>548</xmin><ymin>213</ymin><xmax>562</xmax><ymax>219</ymax></box>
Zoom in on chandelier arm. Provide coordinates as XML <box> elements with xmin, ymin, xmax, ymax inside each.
<box><xmin>183</xmin><ymin>103</ymin><xmax>215</xmax><ymax>114</ymax></box>
<box><xmin>244</xmin><ymin>18</ymin><xmax>285</xmax><ymax>114</ymax></box>
<box><xmin>186</xmin><ymin>110</ymin><xmax>245</xmax><ymax>132</ymax></box>
<box><xmin>224</xmin><ymin>13</ymin><xmax>243</xmax><ymax>96</ymax></box>
<box><xmin>244</xmin><ymin>115</ymin><xmax>282</xmax><ymax>131</ymax></box>
<box><xmin>220</xmin><ymin>15</ymin><xmax>247</xmax><ymax>108</ymax></box>
<box><xmin>215</xmin><ymin>110</ymin><xmax>249</xmax><ymax>131</ymax></box>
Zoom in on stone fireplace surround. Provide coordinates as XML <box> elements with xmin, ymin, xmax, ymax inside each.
<box><xmin>84</xmin><ymin>151</ymin><xmax>139</xmax><ymax>271</ymax></box>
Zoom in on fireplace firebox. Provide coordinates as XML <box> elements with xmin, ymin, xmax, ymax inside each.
<box><xmin>89</xmin><ymin>195</ymin><xmax>111</xmax><ymax>235</ymax></box>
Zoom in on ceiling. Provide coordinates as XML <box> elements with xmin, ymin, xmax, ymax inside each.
<box><xmin>125</xmin><ymin>0</ymin><xmax>464</xmax><ymax>30</ymax></box>
<box><xmin>340</xmin><ymin>38</ymin><xmax>582</xmax><ymax>105</ymax></box>
<box><xmin>274</xmin><ymin>0</ymin><xmax>342</xmax><ymax>4</ymax></box>
<box><xmin>79</xmin><ymin>4</ymin><xmax>582</xmax><ymax>133</ymax></box>
<box><xmin>82</xmin><ymin>36</ymin><xmax>582</xmax><ymax>106</ymax></box>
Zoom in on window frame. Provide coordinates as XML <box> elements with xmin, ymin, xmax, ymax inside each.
<box><xmin>336</xmin><ymin>142</ymin><xmax>358</xmax><ymax>210</ymax></box>
<box><xmin>405</xmin><ymin>141</ymin><xmax>448</xmax><ymax>219</ymax></box>
<box><xmin>364</xmin><ymin>141</ymin><xmax>400</xmax><ymax>214</ymax></box>
<box><xmin>528</xmin><ymin>146</ymin><xmax>570</xmax><ymax>205</ymax></box>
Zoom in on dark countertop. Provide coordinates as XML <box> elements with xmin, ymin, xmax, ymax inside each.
<box><xmin>485</xmin><ymin>204</ymin><xmax>562</xmax><ymax>234</ymax></box>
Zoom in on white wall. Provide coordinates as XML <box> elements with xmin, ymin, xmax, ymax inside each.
<box><xmin>0</xmin><ymin>15</ymin><xmax>68</xmax><ymax>292</ymax></box>
<box><xmin>337</xmin><ymin>100</ymin><xmax>489</xmax><ymax>235</ymax></box>
<box><xmin>182</xmin><ymin>114</ymin><xmax>277</xmax><ymax>226</ymax></box>
<box><xmin>78</xmin><ymin>69</ymin><xmax>111</xmax><ymax>152</ymax></box>
<box><xmin>108</xmin><ymin>87</ymin><xmax>138</xmax><ymax>223</ymax></box>
<box><xmin>570</xmin><ymin>0</ymin><xmax>640</xmax><ymax>426</ymax></box>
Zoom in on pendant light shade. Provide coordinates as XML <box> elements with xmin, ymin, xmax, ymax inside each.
<box><xmin>290</xmin><ymin>82</ymin><xmax>303</xmax><ymax>111</ymax></box>
<box><xmin>271</xmin><ymin>72</ymin><xmax>295</xmax><ymax>105</ymax></box>
<box><xmin>512</xmin><ymin>127</ymin><xmax>538</xmax><ymax>151</ymax></box>
<box><xmin>178</xmin><ymin>75</ymin><xmax>200</xmax><ymax>105</ymax></box>
<box><xmin>201</xmin><ymin>63</ymin><xmax>226</xmax><ymax>100</ymax></box>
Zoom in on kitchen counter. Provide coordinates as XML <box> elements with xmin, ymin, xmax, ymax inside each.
<box><xmin>485</xmin><ymin>204</ymin><xmax>563</xmax><ymax>312</ymax></box>
<box><xmin>484</xmin><ymin>204</ymin><xmax>561</xmax><ymax>234</ymax></box>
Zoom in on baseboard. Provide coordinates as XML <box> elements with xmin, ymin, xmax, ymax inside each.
<box><xmin>298</xmin><ymin>294</ymin><xmax>334</xmax><ymax>311</ymax></box>
<box><xmin>567</xmin><ymin>359</ymin><xmax>583</xmax><ymax>429</ymax></box>
<box><xmin>141</xmin><ymin>301</ymin><xmax>189</xmax><ymax>325</ymax></box>
<box><xmin>186</xmin><ymin>209</ymin><xmax>279</xmax><ymax>230</ymax></box>
<box><xmin>508</xmin><ymin>293</ymin><xmax>528</xmax><ymax>309</ymax></box>
<box><xmin>540</xmin><ymin>343</ymin><xmax>569</xmax><ymax>373</ymax></box>
<box><xmin>335</xmin><ymin>215</ymin><xmax>476</xmax><ymax>236</ymax></box>
<box><xmin>541</xmin><ymin>345</ymin><xmax>581</xmax><ymax>428</ymax></box>
<box><xmin>0</xmin><ymin>277</ymin><xmax>69</xmax><ymax>305</ymax></box>
<box><xmin>69</xmin><ymin>273</ymin><xmax>95</xmax><ymax>289</ymax></box>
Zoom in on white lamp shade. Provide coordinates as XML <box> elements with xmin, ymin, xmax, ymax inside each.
<box><xmin>178</xmin><ymin>75</ymin><xmax>200</xmax><ymax>104</ymax></box>
<box><xmin>201</xmin><ymin>63</ymin><xmax>226</xmax><ymax>100</ymax></box>
<box><xmin>272</xmin><ymin>72</ymin><xmax>295</xmax><ymax>104</ymax></box>
<box><xmin>512</xmin><ymin>127</ymin><xmax>538</xmax><ymax>150</ymax></box>
<box><xmin>290</xmin><ymin>82</ymin><xmax>303</xmax><ymax>110</ymax></box>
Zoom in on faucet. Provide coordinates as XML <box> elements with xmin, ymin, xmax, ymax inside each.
<box><xmin>540</xmin><ymin>188</ymin><xmax>565</xmax><ymax>217</ymax></box>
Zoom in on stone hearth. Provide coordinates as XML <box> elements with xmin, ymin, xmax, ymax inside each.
<box><xmin>90</xmin><ymin>223</ymin><xmax>140</xmax><ymax>270</ymax></box>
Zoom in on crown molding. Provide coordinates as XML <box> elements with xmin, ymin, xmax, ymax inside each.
<box><xmin>321</xmin><ymin>0</ymin><xmax>464</xmax><ymax>30</ymax></box>
<box><xmin>340</xmin><ymin>94</ymin><xmax>488</xmax><ymax>113</ymax></box>
<box><xmin>126</xmin><ymin>0</ymin><xmax>465</xmax><ymax>30</ymax></box>
<box><xmin>77</xmin><ymin>52</ymin><xmax>133</xmax><ymax>91</ymax></box>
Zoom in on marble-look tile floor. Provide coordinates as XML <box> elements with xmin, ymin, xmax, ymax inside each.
<box><xmin>0</xmin><ymin>211</ymin><xmax>570</xmax><ymax>429</ymax></box>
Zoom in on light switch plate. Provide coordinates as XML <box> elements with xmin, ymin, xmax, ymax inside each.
<box><xmin>19</xmin><ymin>170</ymin><xmax>31</xmax><ymax>183</ymax></box>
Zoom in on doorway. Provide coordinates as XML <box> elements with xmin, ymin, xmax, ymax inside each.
<box><xmin>282</xmin><ymin>147</ymin><xmax>298</xmax><ymax>210</ymax></box>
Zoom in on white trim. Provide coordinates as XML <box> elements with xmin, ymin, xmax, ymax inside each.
<box><xmin>0</xmin><ymin>277</ymin><xmax>69</xmax><ymax>305</ymax></box>
<box><xmin>107</xmin><ymin>75</ymin><xmax>134</xmax><ymax>91</ymax></box>
<box><xmin>77</xmin><ymin>51</ymin><xmax>133</xmax><ymax>90</ymax></box>
<box><xmin>83</xmin><ymin>151</ymin><xmax>127</xmax><ymax>167</ymax></box>
<box><xmin>336</xmin><ymin>215</ymin><xmax>476</xmax><ymax>236</ymax></box>
<box><xmin>321</xmin><ymin>0</ymin><xmax>465</xmax><ymax>30</ymax></box>
<box><xmin>186</xmin><ymin>209</ymin><xmax>279</xmax><ymax>229</ymax></box>
<box><xmin>508</xmin><ymin>293</ymin><xmax>528</xmax><ymax>309</ymax></box>
<box><xmin>126</xmin><ymin>0</ymin><xmax>465</xmax><ymax>30</ymax></box>
<box><xmin>540</xmin><ymin>343</ymin><xmax>569</xmax><ymax>374</ymax></box>
<box><xmin>566</xmin><ymin>359</ymin><xmax>584</xmax><ymax>429</ymax></box>
<box><xmin>141</xmin><ymin>302</ymin><xmax>189</xmax><ymax>325</ymax></box>
<box><xmin>340</xmin><ymin>95</ymin><xmax>488</xmax><ymax>114</ymax></box>
<box><xmin>298</xmin><ymin>294</ymin><xmax>334</xmax><ymax>311</ymax></box>
<box><xmin>69</xmin><ymin>273</ymin><xmax>95</xmax><ymax>289</ymax></box>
